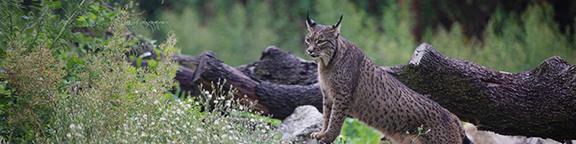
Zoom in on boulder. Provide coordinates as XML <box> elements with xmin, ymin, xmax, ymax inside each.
<box><xmin>464</xmin><ymin>123</ymin><xmax>574</xmax><ymax>144</ymax></box>
<box><xmin>279</xmin><ymin>105</ymin><xmax>323</xmax><ymax>144</ymax></box>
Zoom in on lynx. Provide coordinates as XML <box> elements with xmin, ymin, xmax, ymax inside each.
<box><xmin>305</xmin><ymin>12</ymin><xmax>471</xmax><ymax>144</ymax></box>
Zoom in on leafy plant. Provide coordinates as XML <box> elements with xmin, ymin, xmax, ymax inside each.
<box><xmin>406</xmin><ymin>125</ymin><xmax>431</xmax><ymax>144</ymax></box>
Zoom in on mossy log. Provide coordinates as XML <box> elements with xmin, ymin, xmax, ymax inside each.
<box><xmin>134</xmin><ymin>44</ymin><xmax>575</xmax><ymax>142</ymax></box>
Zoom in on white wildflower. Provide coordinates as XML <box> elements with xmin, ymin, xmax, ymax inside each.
<box><xmin>225</xmin><ymin>100</ymin><xmax>231</xmax><ymax>107</ymax></box>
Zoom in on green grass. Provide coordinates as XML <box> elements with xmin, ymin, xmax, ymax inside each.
<box><xmin>336</xmin><ymin>118</ymin><xmax>383</xmax><ymax>144</ymax></box>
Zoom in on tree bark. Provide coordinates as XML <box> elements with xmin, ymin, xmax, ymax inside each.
<box><xmin>134</xmin><ymin>43</ymin><xmax>575</xmax><ymax>141</ymax></box>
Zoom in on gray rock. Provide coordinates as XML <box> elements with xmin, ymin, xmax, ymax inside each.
<box><xmin>279</xmin><ymin>105</ymin><xmax>323</xmax><ymax>144</ymax></box>
<box><xmin>464</xmin><ymin>123</ymin><xmax>575</xmax><ymax>144</ymax></box>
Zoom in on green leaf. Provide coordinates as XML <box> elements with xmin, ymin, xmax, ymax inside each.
<box><xmin>89</xmin><ymin>14</ymin><xmax>97</xmax><ymax>21</ymax></box>
<box><xmin>90</xmin><ymin>5</ymin><xmax>100</xmax><ymax>11</ymax></box>
<box><xmin>136</xmin><ymin>57</ymin><xmax>143</xmax><ymax>67</ymax></box>
<box><xmin>67</xmin><ymin>57</ymin><xmax>78</xmax><ymax>67</ymax></box>
<box><xmin>45</xmin><ymin>1</ymin><xmax>61</xmax><ymax>9</ymax></box>
<box><xmin>77</xmin><ymin>15</ymin><xmax>87</xmax><ymax>23</ymax></box>
<box><xmin>148</xmin><ymin>59</ymin><xmax>158</xmax><ymax>69</ymax></box>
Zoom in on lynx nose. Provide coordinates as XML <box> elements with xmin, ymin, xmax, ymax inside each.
<box><xmin>307</xmin><ymin>48</ymin><xmax>314</xmax><ymax>54</ymax></box>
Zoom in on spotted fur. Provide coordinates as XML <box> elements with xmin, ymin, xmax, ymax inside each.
<box><xmin>305</xmin><ymin>13</ymin><xmax>470</xmax><ymax>144</ymax></box>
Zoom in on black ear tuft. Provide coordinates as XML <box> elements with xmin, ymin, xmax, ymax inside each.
<box><xmin>333</xmin><ymin>14</ymin><xmax>343</xmax><ymax>29</ymax></box>
<box><xmin>306</xmin><ymin>11</ymin><xmax>317</xmax><ymax>27</ymax></box>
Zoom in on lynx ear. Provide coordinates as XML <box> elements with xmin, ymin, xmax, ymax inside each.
<box><xmin>306</xmin><ymin>11</ymin><xmax>317</xmax><ymax>31</ymax></box>
<box><xmin>332</xmin><ymin>14</ymin><xmax>343</xmax><ymax>36</ymax></box>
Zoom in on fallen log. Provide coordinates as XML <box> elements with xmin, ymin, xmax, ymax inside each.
<box><xmin>383</xmin><ymin>43</ymin><xmax>576</xmax><ymax>142</ymax></box>
<box><xmin>170</xmin><ymin>49</ymin><xmax>323</xmax><ymax>119</ymax></box>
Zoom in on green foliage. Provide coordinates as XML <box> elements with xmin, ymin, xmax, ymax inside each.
<box><xmin>406</xmin><ymin>125</ymin><xmax>431</xmax><ymax>144</ymax></box>
<box><xmin>0</xmin><ymin>0</ymin><xmax>281</xmax><ymax>143</ymax></box>
<box><xmin>158</xmin><ymin>0</ymin><xmax>416</xmax><ymax>66</ymax></box>
<box><xmin>424</xmin><ymin>5</ymin><xmax>576</xmax><ymax>73</ymax></box>
<box><xmin>337</xmin><ymin>118</ymin><xmax>382</xmax><ymax>144</ymax></box>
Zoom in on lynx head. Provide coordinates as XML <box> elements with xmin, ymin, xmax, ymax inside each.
<box><xmin>305</xmin><ymin>12</ymin><xmax>343</xmax><ymax>67</ymax></box>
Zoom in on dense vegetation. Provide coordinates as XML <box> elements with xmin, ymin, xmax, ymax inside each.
<box><xmin>0</xmin><ymin>0</ymin><xmax>279</xmax><ymax>143</ymax></box>
<box><xmin>1</xmin><ymin>0</ymin><xmax>575</xmax><ymax>143</ymax></box>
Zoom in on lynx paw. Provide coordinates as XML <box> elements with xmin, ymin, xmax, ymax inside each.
<box><xmin>310</xmin><ymin>131</ymin><xmax>325</xmax><ymax>139</ymax></box>
<box><xmin>311</xmin><ymin>132</ymin><xmax>329</xmax><ymax>143</ymax></box>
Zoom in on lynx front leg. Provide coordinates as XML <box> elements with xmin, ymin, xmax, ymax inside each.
<box><xmin>313</xmin><ymin>95</ymin><xmax>350</xmax><ymax>143</ymax></box>
<box><xmin>321</xmin><ymin>94</ymin><xmax>332</xmax><ymax>132</ymax></box>
<box><xmin>311</xmin><ymin>91</ymin><xmax>332</xmax><ymax>140</ymax></box>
